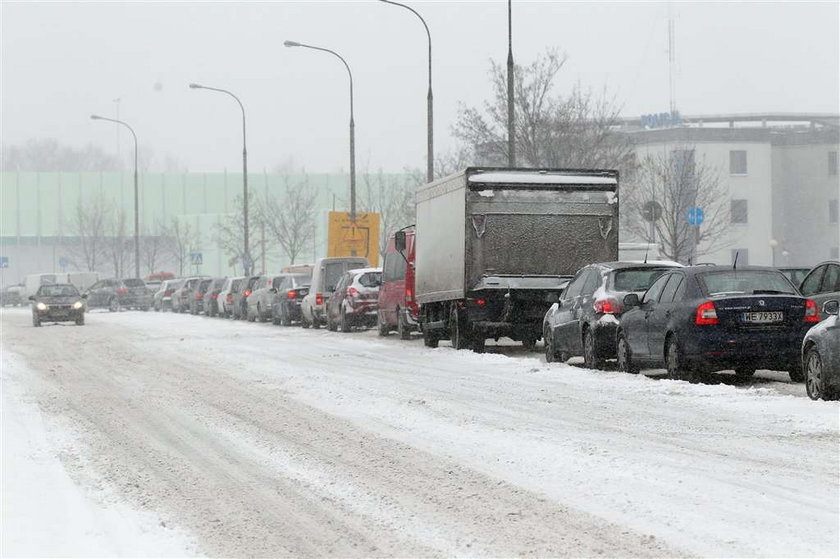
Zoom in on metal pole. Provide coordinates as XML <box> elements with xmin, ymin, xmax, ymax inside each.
<box><xmin>506</xmin><ymin>0</ymin><xmax>515</xmax><ymax>167</ymax></box>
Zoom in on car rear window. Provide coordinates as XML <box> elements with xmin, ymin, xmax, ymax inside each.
<box><xmin>37</xmin><ymin>284</ymin><xmax>79</xmax><ymax>297</ymax></box>
<box><xmin>613</xmin><ymin>268</ymin><xmax>671</xmax><ymax>292</ymax></box>
<box><xmin>123</xmin><ymin>278</ymin><xmax>146</xmax><ymax>287</ymax></box>
<box><xmin>358</xmin><ymin>271</ymin><xmax>382</xmax><ymax>288</ymax></box>
<box><xmin>699</xmin><ymin>270</ymin><xmax>797</xmax><ymax>297</ymax></box>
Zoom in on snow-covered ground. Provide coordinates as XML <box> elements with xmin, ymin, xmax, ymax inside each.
<box><xmin>2</xmin><ymin>307</ymin><xmax>838</xmax><ymax>557</ymax></box>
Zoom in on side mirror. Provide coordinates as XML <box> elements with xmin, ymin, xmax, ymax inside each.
<box><xmin>623</xmin><ymin>293</ymin><xmax>641</xmax><ymax>308</ymax></box>
<box><xmin>823</xmin><ymin>300</ymin><xmax>839</xmax><ymax>316</ymax></box>
<box><xmin>395</xmin><ymin>230</ymin><xmax>407</xmax><ymax>252</ymax></box>
<box><xmin>28</xmin><ymin>295</ymin><xmax>35</xmax><ymax>301</ymax></box>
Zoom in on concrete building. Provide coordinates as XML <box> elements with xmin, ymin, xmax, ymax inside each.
<box><xmin>624</xmin><ymin>113</ymin><xmax>839</xmax><ymax>267</ymax></box>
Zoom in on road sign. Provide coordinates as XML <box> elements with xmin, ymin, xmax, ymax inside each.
<box><xmin>687</xmin><ymin>206</ymin><xmax>705</xmax><ymax>227</ymax></box>
<box><xmin>58</xmin><ymin>256</ymin><xmax>69</xmax><ymax>270</ymax></box>
<box><xmin>190</xmin><ymin>252</ymin><xmax>203</xmax><ymax>265</ymax></box>
<box><xmin>642</xmin><ymin>201</ymin><xmax>663</xmax><ymax>222</ymax></box>
<box><xmin>327</xmin><ymin>212</ymin><xmax>380</xmax><ymax>267</ymax></box>
<box><xmin>0</xmin><ymin>256</ymin><xmax>7</xmax><ymax>269</ymax></box>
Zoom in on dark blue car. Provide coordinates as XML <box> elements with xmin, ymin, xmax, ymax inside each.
<box><xmin>616</xmin><ymin>266</ymin><xmax>821</xmax><ymax>382</ymax></box>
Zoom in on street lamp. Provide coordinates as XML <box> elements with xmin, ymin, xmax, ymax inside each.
<box><xmin>378</xmin><ymin>0</ymin><xmax>434</xmax><ymax>182</ymax></box>
<box><xmin>90</xmin><ymin>114</ymin><xmax>140</xmax><ymax>279</ymax></box>
<box><xmin>188</xmin><ymin>83</ymin><xmax>251</xmax><ymax>274</ymax></box>
<box><xmin>284</xmin><ymin>40</ymin><xmax>357</xmax><ymax>221</ymax></box>
<box><xmin>769</xmin><ymin>238</ymin><xmax>779</xmax><ymax>267</ymax></box>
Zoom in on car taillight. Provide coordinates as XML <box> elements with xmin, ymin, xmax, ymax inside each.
<box><xmin>316</xmin><ymin>293</ymin><xmax>324</xmax><ymax>305</ymax></box>
<box><xmin>347</xmin><ymin>287</ymin><xmax>359</xmax><ymax>298</ymax></box>
<box><xmin>405</xmin><ymin>287</ymin><xmax>413</xmax><ymax>300</ymax></box>
<box><xmin>196</xmin><ymin>293</ymin><xmax>203</xmax><ymax>299</ymax></box>
<box><xmin>804</xmin><ymin>299</ymin><xmax>820</xmax><ymax>323</ymax></box>
<box><xmin>210</xmin><ymin>293</ymin><xmax>218</xmax><ymax>300</ymax></box>
<box><xmin>593</xmin><ymin>298</ymin><xmax>620</xmax><ymax>314</ymax></box>
<box><xmin>164</xmin><ymin>289</ymin><xmax>173</xmax><ymax>296</ymax></box>
<box><xmin>475</xmin><ymin>298</ymin><xmax>486</xmax><ymax>307</ymax></box>
<box><xmin>695</xmin><ymin>301</ymin><xmax>719</xmax><ymax>325</ymax></box>
<box><xmin>244</xmin><ymin>289</ymin><xmax>251</xmax><ymax>297</ymax></box>
<box><xmin>287</xmin><ymin>290</ymin><xmax>298</xmax><ymax>299</ymax></box>
<box><xmin>117</xmin><ymin>288</ymin><xmax>128</xmax><ymax>295</ymax></box>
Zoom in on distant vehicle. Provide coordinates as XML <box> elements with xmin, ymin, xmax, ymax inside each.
<box><xmin>202</xmin><ymin>278</ymin><xmax>227</xmax><ymax>317</ymax></box>
<box><xmin>84</xmin><ymin>278</ymin><xmax>152</xmax><ymax>311</ymax></box>
<box><xmin>415</xmin><ymin>168</ymin><xmax>618</xmax><ymax>352</ymax></box>
<box><xmin>281</xmin><ymin>263</ymin><xmax>315</xmax><ymax>276</ymax></box>
<box><xmin>218</xmin><ymin>276</ymin><xmax>245</xmax><ymax>318</ymax></box>
<box><xmin>271</xmin><ymin>274</ymin><xmax>311</xmax><ymax>326</ymax></box>
<box><xmin>190</xmin><ymin>278</ymin><xmax>214</xmax><ymax>315</ymax></box>
<box><xmin>145</xmin><ymin>280</ymin><xmax>163</xmax><ymax>295</ymax></box>
<box><xmin>777</xmin><ymin>267</ymin><xmax>810</xmax><ymax>288</ymax></box>
<box><xmin>802</xmin><ymin>300</ymin><xmax>840</xmax><ymax>401</ymax></box>
<box><xmin>543</xmin><ymin>262</ymin><xmax>682</xmax><ymax>367</ymax></box>
<box><xmin>172</xmin><ymin>277</ymin><xmax>207</xmax><ymax>313</ymax></box>
<box><xmin>23</xmin><ymin>273</ymin><xmax>65</xmax><ymax>299</ymax></box>
<box><xmin>798</xmin><ymin>261</ymin><xmax>840</xmax><ymax>319</ymax></box>
<box><xmin>66</xmin><ymin>272</ymin><xmax>100</xmax><ymax>293</ymax></box>
<box><xmin>147</xmin><ymin>271</ymin><xmax>175</xmax><ymax>282</ymax></box>
<box><xmin>300</xmin><ymin>257</ymin><xmax>369</xmax><ymax>328</ymax></box>
<box><xmin>326</xmin><ymin>268</ymin><xmax>382</xmax><ymax>332</ymax></box>
<box><xmin>1</xmin><ymin>284</ymin><xmax>24</xmax><ymax>307</ymax></box>
<box><xmin>29</xmin><ymin>283</ymin><xmax>86</xmax><ymax>326</ymax></box>
<box><xmin>247</xmin><ymin>275</ymin><xmax>284</xmax><ymax>322</ymax></box>
<box><xmin>378</xmin><ymin>228</ymin><xmax>419</xmax><ymax>339</ymax></box>
<box><xmin>616</xmin><ymin>266</ymin><xmax>820</xmax><ymax>382</ymax></box>
<box><xmin>234</xmin><ymin>275</ymin><xmax>262</xmax><ymax>320</ymax></box>
<box><xmin>153</xmin><ymin>279</ymin><xmax>183</xmax><ymax>311</ymax></box>
<box><xmin>618</xmin><ymin>242</ymin><xmax>661</xmax><ymax>263</ymax></box>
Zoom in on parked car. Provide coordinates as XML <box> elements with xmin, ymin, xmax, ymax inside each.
<box><xmin>153</xmin><ymin>278</ymin><xmax>183</xmax><ymax>311</ymax></box>
<box><xmin>190</xmin><ymin>278</ymin><xmax>214</xmax><ymax>315</ymax></box>
<box><xmin>202</xmin><ymin>278</ymin><xmax>227</xmax><ymax>316</ymax></box>
<box><xmin>615</xmin><ymin>266</ymin><xmax>820</xmax><ymax>382</ymax></box>
<box><xmin>326</xmin><ymin>268</ymin><xmax>383</xmax><ymax>332</ymax></box>
<box><xmin>378</xmin><ymin>228</ymin><xmax>419</xmax><ymax>339</ymax></box>
<box><xmin>172</xmin><ymin>277</ymin><xmax>206</xmax><ymax>313</ymax></box>
<box><xmin>271</xmin><ymin>274</ymin><xmax>311</xmax><ymax>326</ymax></box>
<box><xmin>799</xmin><ymin>261</ymin><xmax>840</xmax><ymax>319</ymax></box>
<box><xmin>778</xmin><ymin>267</ymin><xmax>810</xmax><ymax>287</ymax></box>
<box><xmin>233</xmin><ymin>275</ymin><xmax>262</xmax><ymax>320</ymax></box>
<box><xmin>802</xmin><ymin>300</ymin><xmax>840</xmax><ymax>401</ymax></box>
<box><xmin>85</xmin><ymin>278</ymin><xmax>152</xmax><ymax>311</ymax></box>
<box><xmin>218</xmin><ymin>276</ymin><xmax>245</xmax><ymax>318</ymax></box>
<box><xmin>1</xmin><ymin>284</ymin><xmax>24</xmax><ymax>306</ymax></box>
<box><xmin>300</xmin><ymin>257</ymin><xmax>369</xmax><ymax>329</ymax></box>
<box><xmin>29</xmin><ymin>283</ymin><xmax>86</xmax><ymax>326</ymax></box>
<box><xmin>543</xmin><ymin>262</ymin><xmax>682</xmax><ymax>367</ymax></box>
<box><xmin>247</xmin><ymin>275</ymin><xmax>284</xmax><ymax>322</ymax></box>
<box><xmin>145</xmin><ymin>280</ymin><xmax>162</xmax><ymax>298</ymax></box>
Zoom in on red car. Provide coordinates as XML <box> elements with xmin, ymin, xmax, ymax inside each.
<box><xmin>377</xmin><ymin>227</ymin><xmax>419</xmax><ymax>339</ymax></box>
<box><xmin>326</xmin><ymin>268</ymin><xmax>383</xmax><ymax>332</ymax></box>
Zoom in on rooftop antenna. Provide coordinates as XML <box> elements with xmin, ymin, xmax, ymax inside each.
<box><xmin>733</xmin><ymin>251</ymin><xmax>739</xmax><ymax>270</ymax></box>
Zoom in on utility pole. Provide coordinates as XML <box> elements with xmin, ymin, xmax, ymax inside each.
<box><xmin>506</xmin><ymin>0</ymin><xmax>515</xmax><ymax>167</ymax></box>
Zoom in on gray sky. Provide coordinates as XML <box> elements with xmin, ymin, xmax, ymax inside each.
<box><xmin>2</xmin><ymin>1</ymin><xmax>838</xmax><ymax>173</ymax></box>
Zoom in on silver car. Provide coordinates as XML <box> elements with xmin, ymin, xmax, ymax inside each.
<box><xmin>802</xmin><ymin>299</ymin><xmax>839</xmax><ymax>401</ymax></box>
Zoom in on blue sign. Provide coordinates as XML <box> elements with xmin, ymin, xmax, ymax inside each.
<box><xmin>687</xmin><ymin>206</ymin><xmax>705</xmax><ymax>227</ymax></box>
<box><xmin>0</xmin><ymin>256</ymin><xmax>7</xmax><ymax>269</ymax></box>
<box><xmin>58</xmin><ymin>256</ymin><xmax>69</xmax><ymax>269</ymax></box>
<box><xmin>640</xmin><ymin>110</ymin><xmax>682</xmax><ymax>130</ymax></box>
<box><xmin>189</xmin><ymin>252</ymin><xmax>203</xmax><ymax>265</ymax></box>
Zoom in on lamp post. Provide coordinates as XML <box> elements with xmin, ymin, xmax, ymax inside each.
<box><xmin>506</xmin><ymin>0</ymin><xmax>515</xmax><ymax>167</ymax></box>
<box><xmin>285</xmin><ymin>40</ymin><xmax>356</xmax><ymax>221</ymax></box>
<box><xmin>378</xmin><ymin>0</ymin><xmax>433</xmax><ymax>183</ymax></box>
<box><xmin>188</xmin><ymin>83</ymin><xmax>251</xmax><ymax>274</ymax></box>
<box><xmin>90</xmin><ymin>114</ymin><xmax>140</xmax><ymax>279</ymax></box>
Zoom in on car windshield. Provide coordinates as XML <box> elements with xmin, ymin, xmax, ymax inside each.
<box><xmin>613</xmin><ymin>268</ymin><xmax>671</xmax><ymax>292</ymax></box>
<box><xmin>37</xmin><ymin>284</ymin><xmax>79</xmax><ymax>297</ymax></box>
<box><xmin>781</xmin><ymin>269</ymin><xmax>809</xmax><ymax>286</ymax></box>
<box><xmin>699</xmin><ymin>270</ymin><xmax>797</xmax><ymax>297</ymax></box>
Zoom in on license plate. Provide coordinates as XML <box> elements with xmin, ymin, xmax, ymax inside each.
<box><xmin>741</xmin><ymin>311</ymin><xmax>784</xmax><ymax>323</ymax></box>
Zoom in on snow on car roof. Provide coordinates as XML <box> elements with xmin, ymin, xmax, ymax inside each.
<box><xmin>468</xmin><ymin>171</ymin><xmax>617</xmax><ymax>186</ymax></box>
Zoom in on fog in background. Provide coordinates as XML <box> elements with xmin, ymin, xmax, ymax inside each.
<box><xmin>2</xmin><ymin>1</ymin><xmax>838</xmax><ymax>173</ymax></box>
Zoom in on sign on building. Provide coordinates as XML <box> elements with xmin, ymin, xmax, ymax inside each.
<box><xmin>0</xmin><ymin>256</ymin><xmax>8</xmax><ymax>269</ymax></box>
<box><xmin>327</xmin><ymin>212</ymin><xmax>380</xmax><ymax>267</ymax></box>
<box><xmin>190</xmin><ymin>252</ymin><xmax>203</xmax><ymax>265</ymax></box>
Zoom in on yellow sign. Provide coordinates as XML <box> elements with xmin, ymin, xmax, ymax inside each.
<box><xmin>327</xmin><ymin>211</ymin><xmax>380</xmax><ymax>267</ymax></box>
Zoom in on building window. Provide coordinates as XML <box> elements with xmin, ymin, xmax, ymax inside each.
<box><xmin>830</xmin><ymin>151</ymin><xmax>838</xmax><ymax>176</ymax></box>
<box><xmin>731</xmin><ymin>199</ymin><xmax>748</xmax><ymax>224</ymax></box>
<box><xmin>730</xmin><ymin>150</ymin><xmax>748</xmax><ymax>175</ymax></box>
<box><xmin>731</xmin><ymin>249</ymin><xmax>749</xmax><ymax>266</ymax></box>
<box><xmin>830</xmin><ymin>200</ymin><xmax>839</xmax><ymax>225</ymax></box>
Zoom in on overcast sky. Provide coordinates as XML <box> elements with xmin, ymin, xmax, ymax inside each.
<box><xmin>2</xmin><ymin>1</ymin><xmax>838</xmax><ymax>173</ymax></box>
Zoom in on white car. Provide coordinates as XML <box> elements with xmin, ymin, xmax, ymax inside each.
<box><xmin>217</xmin><ymin>276</ymin><xmax>246</xmax><ymax>318</ymax></box>
<box><xmin>300</xmin><ymin>257</ymin><xmax>368</xmax><ymax>329</ymax></box>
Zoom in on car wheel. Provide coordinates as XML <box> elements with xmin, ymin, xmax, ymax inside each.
<box><xmin>300</xmin><ymin>310</ymin><xmax>311</xmax><ymax>329</ymax></box>
<box><xmin>805</xmin><ymin>347</ymin><xmax>837</xmax><ymax>401</ymax></box>
<box><xmin>582</xmin><ymin>329</ymin><xmax>603</xmax><ymax>370</ymax></box>
<box><xmin>327</xmin><ymin>309</ymin><xmax>337</xmax><ymax>331</ymax></box>
<box><xmin>544</xmin><ymin>326</ymin><xmax>558</xmax><ymax>363</ymax></box>
<box><xmin>450</xmin><ymin>306</ymin><xmax>470</xmax><ymax>350</ymax></box>
<box><xmin>32</xmin><ymin>314</ymin><xmax>41</xmax><ymax>327</ymax></box>
<box><xmin>788</xmin><ymin>363</ymin><xmax>805</xmax><ymax>383</ymax></box>
<box><xmin>666</xmin><ymin>336</ymin><xmax>695</xmax><ymax>382</ymax></box>
<box><xmin>522</xmin><ymin>337</ymin><xmax>537</xmax><ymax>351</ymax></box>
<box><xmin>422</xmin><ymin>325</ymin><xmax>439</xmax><ymax>348</ymax></box>
<box><xmin>281</xmin><ymin>307</ymin><xmax>292</xmax><ymax>327</ymax></box>
<box><xmin>472</xmin><ymin>336</ymin><xmax>485</xmax><ymax>354</ymax></box>
<box><xmin>108</xmin><ymin>297</ymin><xmax>119</xmax><ymax>313</ymax></box>
<box><xmin>377</xmin><ymin>311</ymin><xmax>389</xmax><ymax>336</ymax></box>
<box><xmin>616</xmin><ymin>333</ymin><xmax>639</xmax><ymax>374</ymax></box>
<box><xmin>734</xmin><ymin>367</ymin><xmax>755</xmax><ymax>378</ymax></box>
<box><xmin>311</xmin><ymin>310</ymin><xmax>321</xmax><ymax>329</ymax></box>
<box><xmin>340</xmin><ymin>307</ymin><xmax>351</xmax><ymax>333</ymax></box>
<box><xmin>398</xmin><ymin>311</ymin><xmax>411</xmax><ymax>340</ymax></box>
<box><xmin>75</xmin><ymin>315</ymin><xmax>85</xmax><ymax>326</ymax></box>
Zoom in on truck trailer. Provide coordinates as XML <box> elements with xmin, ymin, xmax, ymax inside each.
<box><xmin>415</xmin><ymin>167</ymin><xmax>619</xmax><ymax>352</ymax></box>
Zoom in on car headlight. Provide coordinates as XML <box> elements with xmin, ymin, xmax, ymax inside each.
<box><xmin>36</xmin><ymin>302</ymin><xmax>48</xmax><ymax>311</ymax></box>
<box><xmin>73</xmin><ymin>301</ymin><xmax>83</xmax><ymax>309</ymax></box>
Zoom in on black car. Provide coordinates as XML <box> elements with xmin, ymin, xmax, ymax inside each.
<box><xmin>615</xmin><ymin>266</ymin><xmax>821</xmax><ymax>382</ymax></box>
<box><xmin>85</xmin><ymin>278</ymin><xmax>152</xmax><ymax>311</ymax></box>
<box><xmin>543</xmin><ymin>262</ymin><xmax>681</xmax><ymax>367</ymax></box>
<box><xmin>271</xmin><ymin>274</ymin><xmax>311</xmax><ymax>326</ymax></box>
<box><xmin>30</xmin><ymin>283</ymin><xmax>86</xmax><ymax>326</ymax></box>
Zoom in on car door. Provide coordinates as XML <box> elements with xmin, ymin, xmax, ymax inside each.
<box><xmin>814</xmin><ymin>264</ymin><xmax>840</xmax><ymax>318</ymax></box>
<box><xmin>646</xmin><ymin>273</ymin><xmax>684</xmax><ymax>361</ymax></box>
<box><xmin>553</xmin><ymin>269</ymin><xmax>592</xmax><ymax>355</ymax></box>
<box><xmin>799</xmin><ymin>265</ymin><xmax>826</xmax><ymax>299</ymax></box>
<box><xmin>637</xmin><ymin>273</ymin><xmax>672</xmax><ymax>359</ymax></box>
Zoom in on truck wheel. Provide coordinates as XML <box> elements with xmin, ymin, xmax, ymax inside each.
<box><xmin>450</xmin><ymin>306</ymin><xmax>470</xmax><ymax>350</ymax></box>
<box><xmin>377</xmin><ymin>312</ymin><xmax>389</xmax><ymax>336</ymax></box>
<box><xmin>472</xmin><ymin>336</ymin><xmax>485</xmax><ymax>353</ymax></box>
<box><xmin>522</xmin><ymin>337</ymin><xmax>537</xmax><ymax>351</ymax></box>
<box><xmin>423</xmin><ymin>326</ymin><xmax>439</xmax><ymax>348</ymax></box>
<box><xmin>398</xmin><ymin>311</ymin><xmax>411</xmax><ymax>340</ymax></box>
<box><xmin>788</xmin><ymin>363</ymin><xmax>805</xmax><ymax>383</ymax></box>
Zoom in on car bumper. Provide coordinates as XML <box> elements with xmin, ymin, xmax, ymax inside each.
<box><xmin>682</xmin><ymin>327</ymin><xmax>809</xmax><ymax>370</ymax></box>
<box><xmin>121</xmin><ymin>296</ymin><xmax>152</xmax><ymax>307</ymax></box>
<box><xmin>36</xmin><ymin>308</ymin><xmax>83</xmax><ymax>321</ymax></box>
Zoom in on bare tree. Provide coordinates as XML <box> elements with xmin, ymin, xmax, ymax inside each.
<box><xmin>359</xmin><ymin>168</ymin><xmax>416</xmax><ymax>256</ymax></box>
<box><xmin>214</xmin><ymin>193</ymin><xmax>258</xmax><ymax>272</ymax></box>
<box><xmin>103</xmin><ymin>209</ymin><xmax>132</xmax><ymax>277</ymax></box>
<box><xmin>453</xmin><ymin>48</ymin><xmax>633</xmax><ymax>171</ymax></box>
<box><xmin>624</xmin><ymin>147</ymin><xmax>731</xmax><ymax>263</ymax></box>
<box><xmin>141</xmin><ymin>220</ymin><xmax>171</xmax><ymax>276</ymax></box>
<box><xmin>1</xmin><ymin>138</ymin><xmax>121</xmax><ymax>171</ymax></box>
<box><xmin>69</xmin><ymin>197</ymin><xmax>110</xmax><ymax>272</ymax></box>
<box><xmin>433</xmin><ymin>146</ymin><xmax>473</xmax><ymax>179</ymax></box>
<box><xmin>163</xmin><ymin>217</ymin><xmax>197</xmax><ymax>276</ymax></box>
<box><xmin>257</xmin><ymin>174</ymin><xmax>318</xmax><ymax>265</ymax></box>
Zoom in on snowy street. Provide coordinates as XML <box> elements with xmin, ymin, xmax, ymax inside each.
<box><xmin>2</xmin><ymin>307</ymin><xmax>838</xmax><ymax>557</ymax></box>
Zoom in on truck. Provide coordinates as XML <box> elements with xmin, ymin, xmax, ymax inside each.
<box><xmin>415</xmin><ymin>167</ymin><xmax>619</xmax><ymax>352</ymax></box>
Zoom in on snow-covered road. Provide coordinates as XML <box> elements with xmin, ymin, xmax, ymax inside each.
<box><xmin>2</xmin><ymin>307</ymin><xmax>838</xmax><ymax>557</ymax></box>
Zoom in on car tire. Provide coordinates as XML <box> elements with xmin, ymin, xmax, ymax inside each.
<box><xmin>472</xmin><ymin>336</ymin><xmax>485</xmax><ymax>354</ymax></box>
<box><xmin>311</xmin><ymin>310</ymin><xmax>321</xmax><ymax>329</ymax></box>
<box><xmin>327</xmin><ymin>309</ymin><xmax>337</xmax><ymax>332</ymax></box>
<box><xmin>422</xmin><ymin>325</ymin><xmax>439</xmax><ymax>348</ymax></box>
<box><xmin>734</xmin><ymin>367</ymin><xmax>755</xmax><ymax>378</ymax></box>
<box><xmin>75</xmin><ymin>315</ymin><xmax>85</xmax><ymax>326</ymax></box>
<box><xmin>300</xmin><ymin>310</ymin><xmax>311</xmax><ymax>329</ymax></box>
<box><xmin>544</xmin><ymin>326</ymin><xmax>558</xmax><ymax>363</ymax></box>
<box><xmin>32</xmin><ymin>314</ymin><xmax>41</xmax><ymax>327</ymax></box>
<box><xmin>666</xmin><ymin>335</ymin><xmax>695</xmax><ymax>382</ymax></box>
<box><xmin>805</xmin><ymin>347</ymin><xmax>838</xmax><ymax>401</ymax></box>
<box><xmin>398</xmin><ymin>311</ymin><xmax>411</xmax><ymax>340</ymax></box>
<box><xmin>522</xmin><ymin>337</ymin><xmax>537</xmax><ymax>351</ymax></box>
<box><xmin>450</xmin><ymin>306</ymin><xmax>470</xmax><ymax>350</ymax></box>
<box><xmin>616</xmin><ymin>333</ymin><xmax>639</xmax><ymax>374</ymax></box>
<box><xmin>340</xmin><ymin>308</ymin><xmax>351</xmax><ymax>333</ymax></box>
<box><xmin>108</xmin><ymin>297</ymin><xmax>119</xmax><ymax>313</ymax></box>
<box><xmin>582</xmin><ymin>329</ymin><xmax>603</xmax><ymax>370</ymax></box>
<box><xmin>377</xmin><ymin>312</ymin><xmax>389</xmax><ymax>337</ymax></box>
<box><xmin>281</xmin><ymin>307</ymin><xmax>293</xmax><ymax>327</ymax></box>
<box><xmin>788</xmin><ymin>363</ymin><xmax>805</xmax><ymax>383</ymax></box>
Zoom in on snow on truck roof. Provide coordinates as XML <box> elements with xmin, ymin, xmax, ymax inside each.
<box><xmin>468</xmin><ymin>171</ymin><xmax>617</xmax><ymax>186</ymax></box>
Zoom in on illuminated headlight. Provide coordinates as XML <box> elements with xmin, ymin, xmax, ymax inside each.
<box><xmin>36</xmin><ymin>302</ymin><xmax>48</xmax><ymax>311</ymax></box>
<box><xmin>72</xmin><ymin>301</ymin><xmax>84</xmax><ymax>309</ymax></box>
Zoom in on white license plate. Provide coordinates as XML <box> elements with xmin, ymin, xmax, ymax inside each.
<box><xmin>741</xmin><ymin>311</ymin><xmax>784</xmax><ymax>323</ymax></box>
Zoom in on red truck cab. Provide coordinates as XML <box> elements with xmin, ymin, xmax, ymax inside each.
<box><xmin>377</xmin><ymin>227</ymin><xmax>419</xmax><ymax>339</ymax></box>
